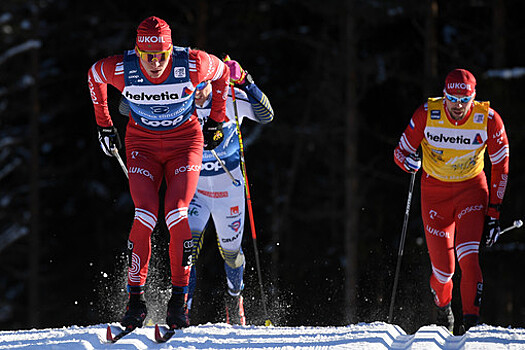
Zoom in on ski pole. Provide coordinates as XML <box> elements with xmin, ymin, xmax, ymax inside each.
<box><xmin>487</xmin><ymin>220</ymin><xmax>523</xmax><ymax>247</ymax></box>
<box><xmin>111</xmin><ymin>148</ymin><xmax>128</xmax><ymax>179</ymax></box>
<box><xmin>489</xmin><ymin>219</ymin><xmax>524</xmax><ymax>247</ymax></box>
<box><xmin>230</xmin><ymin>83</ymin><xmax>272</xmax><ymax>326</ymax></box>
<box><xmin>388</xmin><ymin>170</ymin><xmax>417</xmax><ymax>324</ymax></box>
<box><xmin>210</xmin><ymin>150</ymin><xmax>241</xmax><ymax>187</ymax></box>
<box><xmin>500</xmin><ymin>219</ymin><xmax>523</xmax><ymax>235</ymax></box>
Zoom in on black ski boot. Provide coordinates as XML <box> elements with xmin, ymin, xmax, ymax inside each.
<box><xmin>436</xmin><ymin>303</ymin><xmax>454</xmax><ymax>332</ymax></box>
<box><xmin>225</xmin><ymin>292</ymin><xmax>245</xmax><ymax>325</ymax></box>
<box><xmin>121</xmin><ymin>294</ymin><xmax>148</xmax><ymax>329</ymax></box>
<box><xmin>457</xmin><ymin>314</ymin><xmax>480</xmax><ymax>335</ymax></box>
<box><xmin>166</xmin><ymin>293</ymin><xmax>189</xmax><ymax>329</ymax></box>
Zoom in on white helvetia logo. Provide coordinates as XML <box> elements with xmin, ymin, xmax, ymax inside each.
<box><xmin>122</xmin><ymin>83</ymin><xmax>192</xmax><ymax>105</ymax></box>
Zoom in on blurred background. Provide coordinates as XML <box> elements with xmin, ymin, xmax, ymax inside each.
<box><xmin>1</xmin><ymin>0</ymin><xmax>524</xmax><ymax>334</ymax></box>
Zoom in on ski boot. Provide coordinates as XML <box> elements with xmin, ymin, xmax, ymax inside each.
<box><xmin>457</xmin><ymin>314</ymin><xmax>479</xmax><ymax>335</ymax></box>
<box><xmin>436</xmin><ymin>303</ymin><xmax>454</xmax><ymax>332</ymax></box>
<box><xmin>121</xmin><ymin>295</ymin><xmax>148</xmax><ymax>329</ymax></box>
<box><xmin>225</xmin><ymin>291</ymin><xmax>246</xmax><ymax>325</ymax></box>
<box><xmin>166</xmin><ymin>292</ymin><xmax>189</xmax><ymax>329</ymax></box>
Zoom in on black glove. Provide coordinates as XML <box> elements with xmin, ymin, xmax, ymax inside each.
<box><xmin>202</xmin><ymin>118</ymin><xmax>224</xmax><ymax>150</ymax></box>
<box><xmin>483</xmin><ymin>216</ymin><xmax>501</xmax><ymax>247</ymax></box>
<box><xmin>97</xmin><ymin>125</ymin><xmax>122</xmax><ymax>157</ymax></box>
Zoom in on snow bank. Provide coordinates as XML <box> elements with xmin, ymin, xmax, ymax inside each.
<box><xmin>0</xmin><ymin>322</ymin><xmax>524</xmax><ymax>349</ymax></box>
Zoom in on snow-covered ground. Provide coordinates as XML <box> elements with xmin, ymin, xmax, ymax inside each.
<box><xmin>1</xmin><ymin>322</ymin><xmax>524</xmax><ymax>349</ymax></box>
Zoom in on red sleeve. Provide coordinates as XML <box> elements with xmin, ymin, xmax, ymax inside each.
<box><xmin>486</xmin><ymin>108</ymin><xmax>509</xmax><ymax>217</ymax></box>
<box><xmin>87</xmin><ymin>55</ymin><xmax>125</xmax><ymax>127</ymax></box>
<box><xmin>394</xmin><ymin>104</ymin><xmax>427</xmax><ymax>172</ymax></box>
<box><xmin>189</xmin><ymin>50</ymin><xmax>229</xmax><ymax>122</ymax></box>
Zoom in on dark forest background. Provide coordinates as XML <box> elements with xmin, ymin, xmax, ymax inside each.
<box><xmin>1</xmin><ymin>0</ymin><xmax>524</xmax><ymax>335</ymax></box>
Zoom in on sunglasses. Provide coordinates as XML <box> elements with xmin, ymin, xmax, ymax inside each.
<box><xmin>444</xmin><ymin>92</ymin><xmax>474</xmax><ymax>104</ymax></box>
<box><xmin>135</xmin><ymin>46</ymin><xmax>172</xmax><ymax>62</ymax></box>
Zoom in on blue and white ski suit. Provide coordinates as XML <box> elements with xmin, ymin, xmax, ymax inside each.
<box><xmin>188</xmin><ymin>82</ymin><xmax>273</xmax><ymax>308</ymax></box>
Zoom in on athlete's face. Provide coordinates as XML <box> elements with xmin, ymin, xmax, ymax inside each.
<box><xmin>138</xmin><ymin>52</ymin><xmax>171</xmax><ymax>79</ymax></box>
<box><xmin>444</xmin><ymin>92</ymin><xmax>475</xmax><ymax>121</ymax></box>
<box><xmin>194</xmin><ymin>82</ymin><xmax>212</xmax><ymax>106</ymax></box>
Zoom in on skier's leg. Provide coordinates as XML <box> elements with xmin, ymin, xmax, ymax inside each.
<box><xmin>187</xmin><ymin>192</ymin><xmax>211</xmax><ymax>313</ymax></box>
<box><xmin>421</xmin><ymin>192</ymin><xmax>456</xmax><ymax>331</ymax></box>
<box><xmin>221</xmin><ymin>243</ymin><xmax>245</xmax><ymax>297</ymax></box>
<box><xmin>163</xmin><ymin>127</ymin><xmax>203</xmax><ymax>328</ymax></box>
<box><xmin>212</xmin><ymin>168</ymin><xmax>246</xmax><ymax>324</ymax></box>
<box><xmin>212</xmin><ymin>167</ymin><xmax>246</xmax><ymax>294</ymax></box>
<box><xmin>123</xmin><ymin>148</ymin><xmax>163</xmax><ymax>327</ymax></box>
<box><xmin>421</xmin><ymin>181</ymin><xmax>456</xmax><ymax>308</ymax></box>
<box><xmin>454</xmin><ymin>176</ymin><xmax>487</xmax><ymax>325</ymax></box>
<box><xmin>218</xmin><ymin>232</ymin><xmax>246</xmax><ymax>325</ymax></box>
<box><xmin>126</xmin><ymin>149</ymin><xmax>163</xmax><ymax>287</ymax></box>
<box><xmin>164</xmin><ymin>156</ymin><xmax>202</xmax><ymax>288</ymax></box>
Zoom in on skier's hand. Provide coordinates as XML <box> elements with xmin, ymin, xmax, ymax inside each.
<box><xmin>202</xmin><ymin>118</ymin><xmax>224</xmax><ymax>150</ymax></box>
<box><xmin>403</xmin><ymin>153</ymin><xmax>421</xmax><ymax>173</ymax></box>
<box><xmin>223</xmin><ymin>56</ymin><xmax>247</xmax><ymax>86</ymax></box>
<box><xmin>484</xmin><ymin>216</ymin><xmax>501</xmax><ymax>247</ymax></box>
<box><xmin>97</xmin><ymin>125</ymin><xmax>122</xmax><ymax>157</ymax></box>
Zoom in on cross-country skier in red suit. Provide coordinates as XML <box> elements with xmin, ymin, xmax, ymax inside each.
<box><xmin>87</xmin><ymin>16</ymin><xmax>229</xmax><ymax>330</ymax></box>
<box><xmin>393</xmin><ymin>69</ymin><xmax>509</xmax><ymax>334</ymax></box>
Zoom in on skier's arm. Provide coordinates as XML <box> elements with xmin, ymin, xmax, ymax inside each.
<box><xmin>189</xmin><ymin>50</ymin><xmax>229</xmax><ymax>123</ymax></box>
<box><xmin>225</xmin><ymin>58</ymin><xmax>273</xmax><ymax>124</ymax></box>
<box><xmin>486</xmin><ymin>108</ymin><xmax>509</xmax><ymax>219</ymax></box>
<box><xmin>394</xmin><ymin>104</ymin><xmax>426</xmax><ymax>172</ymax></box>
<box><xmin>87</xmin><ymin>55</ymin><xmax>125</xmax><ymax>127</ymax></box>
<box><xmin>237</xmin><ymin>82</ymin><xmax>274</xmax><ymax>124</ymax></box>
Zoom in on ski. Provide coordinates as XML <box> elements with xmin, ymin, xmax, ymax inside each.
<box><xmin>154</xmin><ymin>324</ymin><xmax>176</xmax><ymax>343</ymax></box>
<box><xmin>106</xmin><ymin>324</ymin><xmax>136</xmax><ymax>343</ymax></box>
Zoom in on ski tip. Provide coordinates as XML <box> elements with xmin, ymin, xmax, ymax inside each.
<box><xmin>154</xmin><ymin>324</ymin><xmax>163</xmax><ymax>342</ymax></box>
<box><xmin>106</xmin><ymin>325</ymin><xmax>114</xmax><ymax>343</ymax></box>
<box><xmin>154</xmin><ymin>324</ymin><xmax>177</xmax><ymax>343</ymax></box>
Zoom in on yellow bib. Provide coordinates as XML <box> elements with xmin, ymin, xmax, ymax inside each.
<box><xmin>421</xmin><ymin>98</ymin><xmax>489</xmax><ymax>182</ymax></box>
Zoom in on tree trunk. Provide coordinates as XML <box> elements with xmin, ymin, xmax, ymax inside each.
<box><xmin>28</xmin><ymin>2</ymin><xmax>41</xmax><ymax>327</ymax></box>
<box><xmin>195</xmin><ymin>0</ymin><xmax>209</xmax><ymax>49</ymax></box>
<box><xmin>343</xmin><ymin>0</ymin><xmax>359</xmax><ymax>324</ymax></box>
<box><xmin>423</xmin><ymin>0</ymin><xmax>438</xmax><ymax>96</ymax></box>
<box><xmin>492</xmin><ymin>0</ymin><xmax>506</xmax><ymax>68</ymax></box>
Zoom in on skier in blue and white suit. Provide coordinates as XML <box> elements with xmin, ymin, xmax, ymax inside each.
<box><xmin>188</xmin><ymin>57</ymin><xmax>273</xmax><ymax>325</ymax></box>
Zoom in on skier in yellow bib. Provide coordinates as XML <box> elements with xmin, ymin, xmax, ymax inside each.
<box><xmin>394</xmin><ymin>69</ymin><xmax>509</xmax><ymax>334</ymax></box>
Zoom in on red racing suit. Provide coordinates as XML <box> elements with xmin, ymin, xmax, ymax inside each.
<box><xmin>394</xmin><ymin>97</ymin><xmax>509</xmax><ymax>316</ymax></box>
<box><xmin>88</xmin><ymin>48</ymin><xmax>229</xmax><ymax>290</ymax></box>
